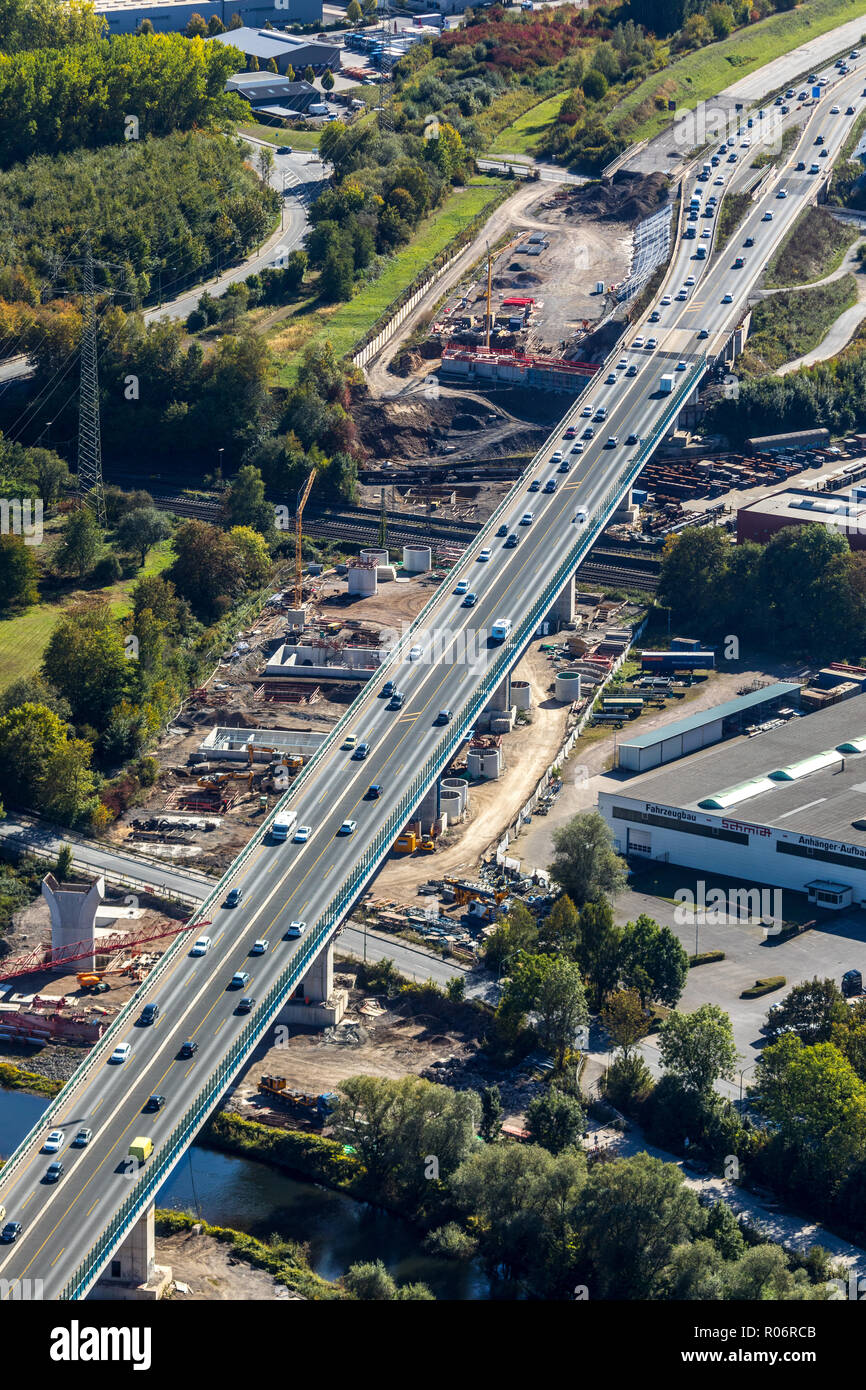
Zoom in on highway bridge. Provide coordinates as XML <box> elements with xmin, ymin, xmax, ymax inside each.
<box><xmin>1</xmin><ymin>61</ymin><xmax>863</xmax><ymax>1301</ymax></box>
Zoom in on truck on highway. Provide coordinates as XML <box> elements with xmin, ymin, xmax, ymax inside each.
<box><xmin>659</xmin><ymin>374</ymin><xmax>674</xmax><ymax>395</ymax></box>
<box><xmin>270</xmin><ymin>811</ymin><xmax>298</xmax><ymax>843</ymax></box>
<box><xmin>490</xmin><ymin>618</ymin><xmax>513</xmax><ymax>642</ymax></box>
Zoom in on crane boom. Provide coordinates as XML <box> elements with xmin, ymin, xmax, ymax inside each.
<box><xmin>295</xmin><ymin>469</ymin><xmax>316</xmax><ymax>609</ymax></box>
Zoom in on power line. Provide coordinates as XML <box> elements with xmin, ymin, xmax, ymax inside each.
<box><xmin>76</xmin><ymin>240</ymin><xmax>105</xmax><ymax>525</ymax></box>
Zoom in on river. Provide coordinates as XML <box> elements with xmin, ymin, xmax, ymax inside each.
<box><xmin>0</xmin><ymin>1089</ymin><xmax>488</xmax><ymax>1299</ymax></box>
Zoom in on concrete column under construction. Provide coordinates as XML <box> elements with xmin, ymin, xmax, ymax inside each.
<box><xmin>487</xmin><ymin>672</ymin><xmax>511</xmax><ymax>711</ymax></box>
<box><xmin>301</xmin><ymin>937</ymin><xmax>334</xmax><ymax>1004</ymax></box>
<box><xmin>41</xmin><ymin>872</ymin><xmax>105</xmax><ymax>972</ymax></box>
<box><xmin>416</xmin><ymin>780</ymin><xmax>440</xmax><ymax>832</ymax></box>
<box><xmin>547</xmin><ymin>579</ymin><xmax>576</xmax><ymax>628</ymax></box>
<box><xmin>94</xmin><ymin>1203</ymin><xmax>171</xmax><ymax>1301</ymax></box>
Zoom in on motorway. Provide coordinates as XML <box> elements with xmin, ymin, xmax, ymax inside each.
<box><xmin>1</xmin><ymin>62</ymin><xmax>864</xmax><ymax>1300</ymax></box>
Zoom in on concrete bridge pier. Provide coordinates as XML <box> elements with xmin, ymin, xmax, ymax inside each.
<box><xmin>93</xmin><ymin>1203</ymin><xmax>172</xmax><ymax>1301</ymax></box>
<box><xmin>279</xmin><ymin>936</ymin><xmax>348</xmax><ymax>1028</ymax></box>
<box><xmin>547</xmin><ymin>578</ymin><xmax>576</xmax><ymax>629</ymax></box>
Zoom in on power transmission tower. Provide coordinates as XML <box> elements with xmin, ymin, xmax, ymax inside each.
<box><xmin>76</xmin><ymin>240</ymin><xmax>106</xmax><ymax>526</ymax></box>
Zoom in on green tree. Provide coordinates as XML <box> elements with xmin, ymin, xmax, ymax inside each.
<box><xmin>576</xmin><ymin>897</ymin><xmax>622</xmax><ymax>1009</ymax></box>
<box><xmin>257</xmin><ymin>145</ymin><xmax>274</xmax><ymax>185</ymax></box>
<box><xmin>724</xmin><ymin>1245</ymin><xmax>828</xmax><ymax>1301</ymax></box>
<box><xmin>537</xmin><ymin>894</ymin><xmax>580</xmax><ymax>956</ymax></box>
<box><xmin>657</xmin><ymin>527</ymin><xmax>730</xmax><ymax>629</ymax></box>
<box><xmin>601</xmin><ymin>987</ymin><xmax>646</xmax><ymax>1053</ymax></box>
<box><xmin>0</xmin><ymin>676</ymin><xmax>71</xmax><ymax>721</ymax></box>
<box><xmin>754</xmin><ymin>1036</ymin><xmax>866</xmax><ymax>1192</ymax></box>
<box><xmin>168</xmin><ymin>519</ymin><xmax>244</xmax><ymax>620</ymax></box>
<box><xmin>55</xmin><ymin>844</ymin><xmax>73</xmax><ymax>879</ymax></box>
<box><xmin>763</xmin><ymin>977</ymin><xmax>849</xmax><ymax>1045</ymax></box>
<box><xmin>321</xmin><ymin>68</ymin><xmax>335</xmax><ymax>92</ymax></box>
<box><xmin>658</xmin><ymin>1004</ymin><xmax>738</xmax><ymax>1094</ymax></box>
<box><xmin>346</xmin><ymin>0</ymin><xmax>362</xmax><ymax>22</ymax></box>
<box><xmin>504</xmin><ymin>954</ymin><xmax>588</xmax><ymax>1067</ymax></box>
<box><xmin>0</xmin><ymin>535</ymin><xmax>38</xmax><ymax>613</ymax></box>
<box><xmin>228</xmin><ymin>12</ymin><xmax>244</xmax><ymax>28</ymax></box>
<box><xmin>620</xmin><ymin>913</ymin><xmax>688</xmax><ymax>1007</ymax></box>
<box><xmin>267</xmin><ymin>57</ymin><xmax>278</xmax><ymax>73</ymax></box>
<box><xmin>304</xmin><ymin>64</ymin><xmax>315</xmax><ymax>83</ymax></box>
<box><xmin>341</xmin><ymin>1260</ymin><xmax>434</xmax><ymax>1300</ymax></box>
<box><xmin>576</xmin><ymin>1152</ymin><xmax>703</xmax><ymax>1298</ymax></box>
<box><xmin>42</xmin><ymin>604</ymin><xmax>128</xmax><ymax>727</ymax></box>
<box><xmin>116</xmin><ymin>507</ymin><xmax>170</xmax><ymax>569</ymax></box>
<box><xmin>479</xmin><ymin>1084</ymin><xmax>503</xmax><ymax>1143</ymax></box>
<box><xmin>0</xmin><ymin>702</ymin><xmax>95</xmax><ymax>820</ymax></box>
<box><xmin>482</xmin><ymin>900</ymin><xmax>538</xmax><ymax>973</ymax></box>
<box><xmin>185</xmin><ymin>12</ymin><xmax>208</xmax><ymax>36</ymax></box>
<box><xmin>526</xmin><ymin>1086</ymin><xmax>585</xmax><ymax>1154</ymax></box>
<box><xmin>582</xmin><ymin>68</ymin><xmax>608</xmax><ymax>101</ymax></box>
<box><xmin>549</xmin><ymin>811</ymin><xmax>627</xmax><ymax>906</ymax></box>
<box><xmin>222</xmin><ymin>464</ymin><xmax>274</xmax><ymax>535</ymax></box>
<box><xmin>55</xmin><ymin>507</ymin><xmax>101</xmax><ymax>579</ymax></box>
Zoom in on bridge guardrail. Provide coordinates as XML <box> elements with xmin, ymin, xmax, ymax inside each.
<box><xmin>57</xmin><ymin>355</ymin><xmax>706</xmax><ymax>1299</ymax></box>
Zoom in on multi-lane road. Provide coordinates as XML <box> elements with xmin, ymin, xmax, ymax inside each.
<box><xmin>1</xmin><ymin>62</ymin><xmax>864</xmax><ymax>1300</ymax></box>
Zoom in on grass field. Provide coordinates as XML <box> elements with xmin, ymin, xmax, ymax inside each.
<box><xmin>269</xmin><ymin>177</ymin><xmax>507</xmax><ymax>386</ymax></box>
<box><xmin>764</xmin><ymin>204</ymin><xmax>860</xmax><ymax>287</ymax></box>
<box><xmin>743</xmin><ymin>272</ymin><xmax>859</xmax><ymax>371</ymax></box>
<box><xmin>611</xmin><ymin>0</ymin><xmax>866</xmax><ymax>145</ymax></box>
<box><xmin>487</xmin><ymin>91</ymin><xmax>571</xmax><ymax>157</ymax></box>
<box><xmin>715</xmin><ymin>190</ymin><xmax>752</xmax><ymax>253</ymax></box>
<box><xmin>0</xmin><ymin>538</ymin><xmax>175</xmax><ymax>694</ymax></box>
<box><xmin>238</xmin><ymin>124</ymin><xmax>321</xmax><ymax>151</ymax></box>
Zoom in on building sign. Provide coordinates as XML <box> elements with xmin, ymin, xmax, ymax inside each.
<box><xmin>794</xmin><ymin>833</ymin><xmax>866</xmax><ymax>861</ymax></box>
<box><xmin>646</xmin><ymin>803</ymin><xmax>697</xmax><ymax>824</ymax></box>
<box><xmin>721</xmin><ymin>818</ymin><xmax>772</xmax><ymax>837</ymax></box>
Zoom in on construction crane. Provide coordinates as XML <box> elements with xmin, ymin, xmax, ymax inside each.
<box><xmin>295</xmin><ymin>468</ymin><xmax>316</xmax><ymax>609</ymax></box>
<box><xmin>485</xmin><ymin>241</ymin><xmax>493</xmax><ymax>351</ymax></box>
<box><xmin>0</xmin><ymin>919</ymin><xmax>211</xmax><ymax>983</ymax></box>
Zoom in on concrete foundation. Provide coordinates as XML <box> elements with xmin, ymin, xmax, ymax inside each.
<box><xmin>511</xmin><ymin>679</ymin><xmax>532</xmax><ymax>710</ymax></box>
<box><xmin>555</xmin><ymin>670</ymin><xmax>583</xmax><ymax>702</ymax></box>
<box><xmin>467</xmin><ymin>746</ymin><xmax>503</xmax><ymax>778</ymax></box>
<box><xmin>285</xmin><ymin>606</ymin><xmax>307</xmax><ymax>629</ymax></box>
<box><xmin>278</xmin><ymin>937</ymin><xmax>348</xmax><ymax>1027</ymax></box>
<box><xmin>94</xmin><ymin>1204</ymin><xmax>172</xmax><ymax>1301</ymax></box>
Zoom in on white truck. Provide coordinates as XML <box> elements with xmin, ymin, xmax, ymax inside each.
<box><xmin>270</xmin><ymin>811</ymin><xmax>298</xmax><ymax>843</ymax></box>
<box><xmin>659</xmin><ymin>373</ymin><xmax>674</xmax><ymax>395</ymax></box>
<box><xmin>490</xmin><ymin>618</ymin><xmax>513</xmax><ymax>642</ymax></box>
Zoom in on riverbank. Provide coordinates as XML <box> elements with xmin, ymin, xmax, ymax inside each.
<box><xmin>154</xmin><ymin>1210</ymin><xmax>341</xmax><ymax>1300</ymax></box>
<box><xmin>0</xmin><ymin>1060</ymin><xmax>62</xmax><ymax>1098</ymax></box>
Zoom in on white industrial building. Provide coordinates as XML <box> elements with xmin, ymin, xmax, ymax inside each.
<box><xmin>600</xmin><ymin>692</ymin><xmax>866</xmax><ymax>910</ymax></box>
<box><xmin>91</xmin><ymin>0</ymin><xmax>322</xmax><ymax>35</ymax></box>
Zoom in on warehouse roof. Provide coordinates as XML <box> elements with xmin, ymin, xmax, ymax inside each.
<box><xmin>618</xmin><ymin>682</ymin><xmax>801</xmax><ymax>750</ymax></box>
<box><xmin>210</xmin><ymin>28</ymin><xmax>340</xmax><ymax>58</ymax></box>
<box><xmin>617</xmin><ymin>692</ymin><xmax>866</xmax><ymax>848</ymax></box>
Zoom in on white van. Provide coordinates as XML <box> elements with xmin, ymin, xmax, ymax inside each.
<box><xmin>490</xmin><ymin>618</ymin><xmax>512</xmax><ymax>642</ymax></box>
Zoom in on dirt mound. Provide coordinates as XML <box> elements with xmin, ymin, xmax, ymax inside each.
<box><xmin>566</xmin><ymin>169</ymin><xmax>671</xmax><ymax>225</ymax></box>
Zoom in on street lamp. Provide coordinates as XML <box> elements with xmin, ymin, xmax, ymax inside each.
<box><xmin>738</xmin><ymin>1062</ymin><xmax>756</xmax><ymax>1102</ymax></box>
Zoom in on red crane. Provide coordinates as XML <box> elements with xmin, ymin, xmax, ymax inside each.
<box><xmin>0</xmin><ymin>919</ymin><xmax>210</xmax><ymax>983</ymax></box>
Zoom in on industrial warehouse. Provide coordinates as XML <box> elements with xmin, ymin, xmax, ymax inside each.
<box><xmin>600</xmin><ymin>692</ymin><xmax>866</xmax><ymax>910</ymax></box>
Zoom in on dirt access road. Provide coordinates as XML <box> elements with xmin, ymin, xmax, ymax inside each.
<box><xmin>374</xmin><ymin>640</ymin><xmax>572</xmax><ymax>906</ymax></box>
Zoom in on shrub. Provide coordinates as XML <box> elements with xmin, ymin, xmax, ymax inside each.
<box><xmin>741</xmin><ymin>976</ymin><xmax>786</xmax><ymax>999</ymax></box>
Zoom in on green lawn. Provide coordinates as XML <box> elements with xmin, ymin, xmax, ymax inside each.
<box><xmin>487</xmin><ymin>91</ymin><xmax>570</xmax><ymax>157</ymax></box>
<box><xmin>270</xmin><ymin>177</ymin><xmax>507</xmax><ymax>386</ymax></box>
<box><xmin>765</xmin><ymin>205</ymin><xmax>860</xmax><ymax>288</ymax></box>
<box><xmin>0</xmin><ymin>538</ymin><xmax>175</xmax><ymax>693</ymax></box>
<box><xmin>611</xmin><ymin>0</ymin><xmax>866</xmax><ymax>145</ymax></box>
<box><xmin>744</xmin><ymin>273</ymin><xmax>859</xmax><ymax>372</ymax></box>
<box><xmin>238</xmin><ymin>124</ymin><xmax>321</xmax><ymax>150</ymax></box>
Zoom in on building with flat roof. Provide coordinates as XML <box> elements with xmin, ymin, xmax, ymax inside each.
<box><xmin>737</xmin><ymin>485</ymin><xmax>866</xmax><ymax>549</ymax></box>
<box><xmin>746</xmin><ymin>428</ymin><xmax>830</xmax><ymax>452</ymax></box>
<box><xmin>209</xmin><ymin>26</ymin><xmax>341</xmax><ymax>73</ymax></box>
<box><xmin>616</xmin><ymin>682</ymin><xmax>801</xmax><ymax>773</ymax></box>
<box><xmin>599</xmin><ymin>692</ymin><xmax>866</xmax><ymax>909</ymax></box>
<box><xmin>226</xmin><ymin>72</ymin><xmax>318</xmax><ymax>114</ymax></box>
<box><xmin>92</xmin><ymin>0</ymin><xmax>322</xmax><ymax>36</ymax></box>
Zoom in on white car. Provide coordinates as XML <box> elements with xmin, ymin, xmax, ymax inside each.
<box><xmin>454</xmin><ymin>580</ymin><xmax>469</xmax><ymax>595</ymax></box>
<box><xmin>286</xmin><ymin>920</ymin><xmax>307</xmax><ymax>938</ymax></box>
<box><xmin>338</xmin><ymin>820</ymin><xmax>357</xmax><ymax>836</ymax></box>
<box><xmin>230</xmin><ymin>971</ymin><xmax>250</xmax><ymax>989</ymax></box>
<box><xmin>831</xmin><ymin>105</ymin><xmax>840</xmax><ymax>114</ymax></box>
<box><xmin>43</xmin><ymin>1130</ymin><xmax>65</xmax><ymax>1153</ymax></box>
<box><xmin>573</xmin><ymin>508</ymin><xmax>588</xmax><ymax>524</ymax></box>
<box><xmin>110</xmin><ymin>1044</ymin><xmax>131</xmax><ymax>1065</ymax></box>
<box><xmin>408</xmin><ymin>645</ymin><xmax>423</xmax><ymax>660</ymax></box>
<box><xmin>477</xmin><ymin>548</ymin><xmax>491</xmax><ymax>562</ymax></box>
<box><xmin>250</xmin><ymin>939</ymin><xmax>269</xmax><ymax>956</ymax></box>
<box><xmin>685</xmin><ymin>275</ymin><xmax>695</xmax><ymax>286</ymax></box>
<box><xmin>570</xmin><ymin>442</ymin><xmax>584</xmax><ymax>454</ymax></box>
<box><xmin>293</xmin><ymin>825</ymin><xmax>311</xmax><ymax>842</ymax></box>
<box><xmin>700</xmin><ymin>229</ymin><xmax>711</xmax><ymax>238</ymax></box>
<box><xmin>646</xmin><ymin>337</ymin><xmax>658</xmax><ymax>349</ymax></box>
<box><xmin>191</xmin><ymin>935</ymin><xmax>211</xmax><ymax>956</ymax></box>
<box><xmin>676</xmin><ymin>289</ymin><xmax>688</xmax><ymax>300</ymax></box>
<box><xmin>661</xmin><ymin>295</ymin><xmax>672</xmax><ymax>306</ymax></box>
<box><xmin>633</xmin><ymin>335</ymin><xmax>645</xmax><ymax>348</ymax></box>
<box><xmin>617</xmin><ymin>357</ymin><xmax>628</xmax><ymax>369</ymax></box>
<box><xmin>581</xmin><ymin>405</ymin><xmax>592</xmax><ymax>417</ymax></box>
<box><xmin>713</xmin><ymin>176</ymin><xmax>724</xmax><ymax>186</ymax></box>
<box><xmin>520</xmin><ymin>512</ymin><xmax>534</xmax><ymax>525</ymax></box>
<box><xmin>550</xmin><ymin>450</ymin><xmax>563</xmax><ymax>462</ymax></box>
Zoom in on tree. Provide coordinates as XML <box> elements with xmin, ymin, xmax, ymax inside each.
<box><xmin>658</xmin><ymin>527</ymin><xmax>730</xmax><ymax>629</ymax></box>
<box><xmin>620</xmin><ymin>914</ymin><xmax>688</xmax><ymax>1007</ymax></box>
<box><xmin>754</xmin><ymin>1036</ymin><xmax>866</xmax><ymax>1193</ymax></box>
<box><xmin>346</xmin><ymin>0</ymin><xmax>362</xmax><ymax>22</ymax></box>
<box><xmin>582</xmin><ymin>68</ymin><xmax>608</xmax><ymax>101</ymax></box>
<box><xmin>116</xmin><ymin>507</ymin><xmax>170</xmax><ymax>569</ymax></box>
<box><xmin>537</xmin><ymin>894</ymin><xmax>579</xmax><ymax>956</ymax></box>
<box><xmin>207</xmin><ymin>15</ymin><xmax>225</xmax><ymax>34</ymax></box>
<box><xmin>228</xmin><ymin>12</ymin><xmax>244</xmax><ymax>28</ymax></box>
<box><xmin>526</xmin><ymin>1087</ymin><xmax>585</xmax><ymax>1154</ymax></box>
<box><xmin>55</xmin><ymin>844</ymin><xmax>73</xmax><ymax>880</ymax></box>
<box><xmin>42</xmin><ymin>604</ymin><xmax>128</xmax><ymax>728</ymax></box>
<box><xmin>257</xmin><ymin>146</ymin><xmax>274</xmax><ymax>186</ymax></box>
<box><xmin>763</xmin><ymin>977</ymin><xmax>849</xmax><ymax>1045</ymax></box>
<box><xmin>658</xmin><ymin>1004</ymin><xmax>738</xmax><ymax>1094</ymax></box>
<box><xmin>576</xmin><ymin>897</ymin><xmax>622</xmax><ymax>1009</ymax></box>
<box><xmin>575</xmin><ymin>1152</ymin><xmax>703</xmax><ymax>1298</ymax></box>
<box><xmin>21</xmin><ymin>447</ymin><xmax>70</xmax><ymax>509</ymax></box>
<box><xmin>248</xmin><ymin>54</ymin><xmax>259</xmax><ymax>72</ymax></box>
<box><xmin>479</xmin><ymin>1084</ymin><xmax>503</xmax><ymax>1143</ymax></box>
<box><xmin>222</xmin><ymin>464</ymin><xmax>273</xmax><ymax>535</ymax></box>
<box><xmin>55</xmin><ymin>507</ymin><xmax>101</xmax><ymax>579</ymax></box>
<box><xmin>601</xmin><ymin>987</ymin><xmax>646</xmax><ymax>1053</ymax></box>
<box><xmin>549</xmin><ymin>811</ymin><xmax>626</xmax><ymax>906</ymax></box>
<box><xmin>267</xmin><ymin>57</ymin><xmax>278</xmax><ymax>73</ymax></box>
<box><xmin>482</xmin><ymin>900</ymin><xmax>538</xmax><ymax>973</ymax></box>
<box><xmin>229</xmin><ymin>526</ymin><xmax>271</xmax><ymax>587</ymax></box>
<box><xmin>304</xmin><ymin>64</ymin><xmax>316</xmax><ymax>83</ymax></box>
<box><xmin>321</xmin><ymin>68</ymin><xmax>335</xmax><ymax>92</ymax></box>
<box><xmin>504</xmin><ymin>955</ymin><xmax>588</xmax><ymax>1067</ymax></box>
<box><xmin>724</xmin><ymin>1245</ymin><xmax>828</xmax><ymax>1301</ymax></box>
<box><xmin>137</xmin><ymin>17</ymin><xmax>154</xmax><ymax>33</ymax></box>
<box><xmin>0</xmin><ymin>676</ymin><xmax>71</xmax><ymax>721</ymax></box>
<box><xmin>342</xmin><ymin>1260</ymin><xmax>434</xmax><ymax>1300</ymax></box>
<box><xmin>185</xmin><ymin>12</ymin><xmax>208</xmax><ymax>37</ymax></box>
<box><xmin>0</xmin><ymin>703</ymin><xmax>95</xmax><ymax>821</ymax></box>
<box><xmin>168</xmin><ymin>520</ymin><xmax>244</xmax><ymax>620</ymax></box>
<box><xmin>0</xmin><ymin>535</ymin><xmax>38</xmax><ymax>613</ymax></box>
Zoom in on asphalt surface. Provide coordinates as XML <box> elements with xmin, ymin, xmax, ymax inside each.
<box><xmin>2</xmin><ymin>67</ymin><xmax>864</xmax><ymax>1300</ymax></box>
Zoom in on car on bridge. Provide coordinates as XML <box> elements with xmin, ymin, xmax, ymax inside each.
<box><xmin>660</xmin><ymin>295</ymin><xmax>671</xmax><ymax>305</ymax></box>
<box><xmin>762</xmin><ymin>211</ymin><xmax>774</xmax><ymax>220</ymax></box>
<box><xmin>352</xmin><ymin>743</ymin><xmax>370</xmax><ymax>760</ymax></box>
<box><xmin>44</xmin><ymin>1161</ymin><xmax>64</xmax><ymax>1183</ymax></box>
<box><xmin>722</xmin><ymin>292</ymin><xmax>734</xmax><ymax>303</ymax></box>
<box><xmin>505</xmin><ymin>533</ymin><xmax>519</xmax><ymax>547</ymax></box>
<box><xmin>847</xmin><ymin>105</ymin><xmax>856</xmax><ymax>115</ymax></box>
<box><xmin>632</xmin><ymin>335</ymin><xmax>644</xmax><ymax>348</ymax></box>
<box><xmin>646</xmin><ymin>337</ymin><xmax>658</xmax><ymax>349</ymax></box>
<box><xmin>73</xmin><ymin>1128</ymin><xmax>92</xmax><ymax>1148</ymax></box>
<box><xmin>388</xmin><ymin>692</ymin><xmax>405</xmax><ymax>709</ymax></box>
<box><xmin>179</xmin><ymin>1041</ymin><xmax>198</xmax><ymax>1059</ymax></box>
<box><xmin>410</xmin><ymin>645</ymin><xmax>424</xmax><ymax>660</ymax></box>
<box><xmin>605</xmin><ymin>436</ymin><xmax>618</xmax><ymax>448</ymax></box>
<box><xmin>831</xmin><ymin>105</ymin><xmax>840</xmax><ymax>114</ymax></box>
<box><xmin>676</xmin><ymin>361</ymin><xmax>688</xmax><ymax>371</ymax></box>
<box><xmin>626</xmin><ymin>432</ymin><xmax>639</xmax><ymax>444</ymax></box>
<box><xmin>478</xmin><ymin>547</ymin><xmax>491</xmax><ymax>561</ymax></box>
<box><xmin>543</xmin><ymin>479</ymin><xmax>557</xmax><ymax>493</ymax></box>
<box><xmin>294</xmin><ymin>825</ymin><xmax>311</xmax><ymax>842</ymax></box>
<box><xmin>496</xmin><ymin>524</ymin><xmax>508</xmax><ymax>537</ymax></box>
<box><xmin>338</xmin><ymin>820</ymin><xmax>357</xmax><ymax>836</ymax></box>
<box><xmin>581</xmin><ymin>405</ymin><xmax>593</xmax><ymax>417</ymax></box>
<box><xmin>109</xmin><ymin>1043</ymin><xmax>131</xmax><ymax>1064</ymax></box>
<box><xmin>286</xmin><ymin>920</ymin><xmax>307</xmax><ymax>937</ymax></box>
<box><xmin>528</xmin><ymin>479</ymin><xmax>541</xmax><ymax>492</ymax></box>
<box><xmin>573</xmin><ymin>508</ymin><xmax>588</xmax><ymax>524</ymax></box>
<box><xmin>1</xmin><ymin>1223</ymin><xmax>22</xmax><ymax>1243</ymax></box>
<box><xmin>436</xmin><ymin>709</ymin><xmax>453</xmax><ymax>724</ymax></box>
<box><xmin>698</xmin><ymin>328</ymin><xmax>709</xmax><ymax>339</ymax></box>
<box><xmin>191</xmin><ymin>935</ymin><xmax>211</xmax><ymax>956</ymax></box>
<box><xmin>42</xmin><ymin>1130</ymin><xmax>64</xmax><ymax>1153</ymax></box>
<box><xmin>625</xmin><ymin>363</ymin><xmax>638</xmax><ymax>376</ymax></box>
<box><xmin>777</xmin><ymin>187</ymin><xmax>788</xmax><ymax>198</ymax></box>
<box><xmin>229</xmin><ymin>971</ymin><xmax>251</xmax><ymax>989</ymax></box>
<box><xmin>341</xmin><ymin>734</ymin><xmax>357</xmax><ymax>750</ymax></box>
<box><xmin>455</xmin><ymin>580</ymin><xmax>469</xmax><ymax>594</ymax></box>
<box><xmin>250</xmin><ymin>939</ymin><xmax>269</xmax><ymax>955</ymax></box>
<box><xmin>366</xmin><ymin>785</ymin><xmax>383</xmax><ymax>799</ymax></box>
<box><xmin>550</xmin><ymin>450</ymin><xmax>563</xmax><ymax>462</ymax></box>
<box><xmin>564</xmin><ymin>425</ymin><xmax>577</xmax><ymax>437</ymax></box>
<box><xmin>520</xmin><ymin>511</ymin><xmax>534</xmax><ymax>525</ymax></box>
<box><xmin>140</xmin><ymin>1002</ymin><xmax>160</xmax><ymax>1025</ymax></box>
<box><xmin>463</xmin><ymin>592</ymin><xmax>477</xmax><ymax>606</ymax></box>
<box><xmin>225</xmin><ymin>888</ymin><xmax>244</xmax><ymax>908</ymax></box>
<box><xmin>558</xmin><ymin>460</ymin><xmax>570</xmax><ymax>473</ymax></box>
<box><xmin>143</xmin><ymin>1095</ymin><xmax>165</xmax><ymax>1113</ymax></box>
<box><xmin>820</xmin><ymin>148</ymin><xmax>829</xmax><ymax>157</ymax></box>
<box><xmin>236</xmin><ymin>998</ymin><xmax>255</xmax><ymax>1015</ymax></box>
<box><xmin>649</xmin><ymin>310</ymin><xmax>660</xmax><ymax>322</ymax></box>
